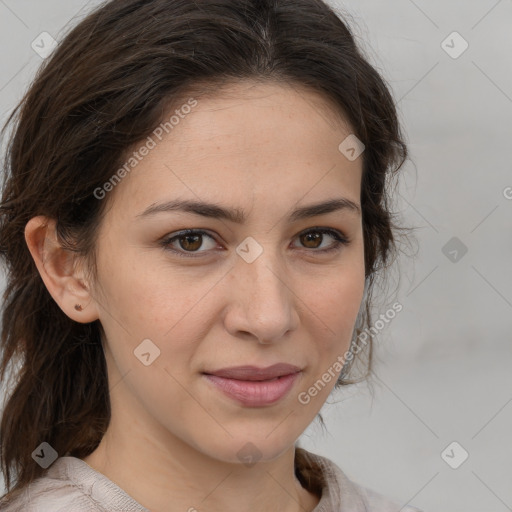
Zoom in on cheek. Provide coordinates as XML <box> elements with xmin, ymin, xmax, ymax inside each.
<box><xmin>95</xmin><ymin>247</ymin><xmax>195</xmax><ymax>331</ymax></box>
<box><xmin>98</xmin><ymin>264</ymin><xmax>216</xmax><ymax>374</ymax></box>
<box><xmin>313</xmin><ymin>255</ymin><xmax>365</xmax><ymax>314</ymax></box>
<box><xmin>306</xmin><ymin>267</ymin><xmax>365</xmax><ymax>353</ymax></box>
<box><xmin>318</xmin><ymin>292</ymin><xmax>362</xmax><ymax>361</ymax></box>
<box><xmin>324</xmin><ymin>278</ymin><xmax>363</xmax><ymax>318</ymax></box>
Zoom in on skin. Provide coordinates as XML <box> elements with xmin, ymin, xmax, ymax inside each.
<box><xmin>25</xmin><ymin>80</ymin><xmax>365</xmax><ymax>512</ymax></box>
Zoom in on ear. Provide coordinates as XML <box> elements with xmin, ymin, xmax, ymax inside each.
<box><xmin>24</xmin><ymin>216</ymin><xmax>100</xmax><ymax>324</ymax></box>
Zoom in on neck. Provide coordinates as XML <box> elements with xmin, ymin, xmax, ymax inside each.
<box><xmin>83</xmin><ymin>429</ymin><xmax>320</xmax><ymax>512</ymax></box>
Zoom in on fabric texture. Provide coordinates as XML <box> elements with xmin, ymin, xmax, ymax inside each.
<box><xmin>0</xmin><ymin>448</ymin><xmax>424</xmax><ymax>511</ymax></box>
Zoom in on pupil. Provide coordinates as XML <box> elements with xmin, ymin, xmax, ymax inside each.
<box><xmin>181</xmin><ymin>235</ymin><xmax>201</xmax><ymax>251</ymax></box>
<box><xmin>302</xmin><ymin>232</ymin><xmax>321</xmax><ymax>248</ymax></box>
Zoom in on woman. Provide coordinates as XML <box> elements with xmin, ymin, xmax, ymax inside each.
<box><xmin>0</xmin><ymin>0</ymin><xmax>421</xmax><ymax>510</ymax></box>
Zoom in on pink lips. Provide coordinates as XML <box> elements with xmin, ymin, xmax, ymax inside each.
<box><xmin>203</xmin><ymin>363</ymin><xmax>301</xmax><ymax>407</ymax></box>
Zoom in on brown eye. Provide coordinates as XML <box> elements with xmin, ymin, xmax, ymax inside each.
<box><xmin>293</xmin><ymin>228</ymin><xmax>349</xmax><ymax>252</ymax></box>
<box><xmin>178</xmin><ymin>233</ymin><xmax>203</xmax><ymax>251</ymax></box>
<box><xmin>161</xmin><ymin>229</ymin><xmax>218</xmax><ymax>257</ymax></box>
<box><xmin>299</xmin><ymin>231</ymin><xmax>322</xmax><ymax>249</ymax></box>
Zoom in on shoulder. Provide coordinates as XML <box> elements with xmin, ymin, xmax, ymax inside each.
<box><xmin>0</xmin><ymin>466</ymin><xmax>100</xmax><ymax>512</ymax></box>
<box><xmin>354</xmin><ymin>483</ymin><xmax>425</xmax><ymax>512</ymax></box>
<box><xmin>297</xmin><ymin>448</ymin><xmax>425</xmax><ymax>512</ymax></box>
<box><xmin>0</xmin><ymin>456</ymin><xmax>148</xmax><ymax>512</ymax></box>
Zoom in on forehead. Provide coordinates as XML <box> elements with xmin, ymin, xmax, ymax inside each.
<box><xmin>105</xmin><ymin>80</ymin><xmax>362</xmax><ymax>221</ymax></box>
<box><xmin>169</xmin><ymin>79</ymin><xmax>353</xmax><ymax>147</ymax></box>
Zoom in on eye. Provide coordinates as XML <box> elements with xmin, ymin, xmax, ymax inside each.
<box><xmin>160</xmin><ymin>227</ymin><xmax>350</xmax><ymax>258</ymax></box>
<box><xmin>292</xmin><ymin>227</ymin><xmax>350</xmax><ymax>253</ymax></box>
<box><xmin>160</xmin><ymin>229</ymin><xmax>219</xmax><ymax>257</ymax></box>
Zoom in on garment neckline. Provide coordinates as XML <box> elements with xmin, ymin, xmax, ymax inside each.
<box><xmin>51</xmin><ymin>450</ymin><xmax>333</xmax><ymax>511</ymax></box>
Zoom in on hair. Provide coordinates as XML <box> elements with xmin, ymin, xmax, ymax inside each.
<box><xmin>0</xmin><ymin>0</ymin><xmax>412</xmax><ymax>503</ymax></box>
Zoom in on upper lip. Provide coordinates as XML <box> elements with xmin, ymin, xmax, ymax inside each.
<box><xmin>204</xmin><ymin>363</ymin><xmax>301</xmax><ymax>381</ymax></box>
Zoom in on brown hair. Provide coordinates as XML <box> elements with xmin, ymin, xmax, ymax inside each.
<box><xmin>0</xmin><ymin>0</ymin><xmax>411</xmax><ymax>503</ymax></box>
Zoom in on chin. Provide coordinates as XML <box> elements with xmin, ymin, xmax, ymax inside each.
<box><xmin>195</xmin><ymin>432</ymin><xmax>296</xmax><ymax>467</ymax></box>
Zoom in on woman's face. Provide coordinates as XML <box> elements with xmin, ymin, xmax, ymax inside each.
<box><xmin>89</xmin><ymin>80</ymin><xmax>365</xmax><ymax>463</ymax></box>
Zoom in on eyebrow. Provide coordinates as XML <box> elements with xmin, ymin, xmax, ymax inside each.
<box><xmin>136</xmin><ymin>197</ymin><xmax>361</xmax><ymax>223</ymax></box>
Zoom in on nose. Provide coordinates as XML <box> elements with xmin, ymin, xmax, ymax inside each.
<box><xmin>223</xmin><ymin>252</ymin><xmax>300</xmax><ymax>345</ymax></box>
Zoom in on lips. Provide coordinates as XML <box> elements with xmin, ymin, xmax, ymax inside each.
<box><xmin>202</xmin><ymin>363</ymin><xmax>302</xmax><ymax>406</ymax></box>
<box><xmin>204</xmin><ymin>363</ymin><xmax>301</xmax><ymax>381</ymax></box>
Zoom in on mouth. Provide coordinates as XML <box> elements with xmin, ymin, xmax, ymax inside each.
<box><xmin>202</xmin><ymin>364</ymin><xmax>302</xmax><ymax>407</ymax></box>
<box><xmin>203</xmin><ymin>363</ymin><xmax>302</xmax><ymax>380</ymax></box>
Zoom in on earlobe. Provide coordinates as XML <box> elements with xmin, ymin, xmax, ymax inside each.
<box><xmin>24</xmin><ymin>216</ymin><xmax>99</xmax><ymax>324</ymax></box>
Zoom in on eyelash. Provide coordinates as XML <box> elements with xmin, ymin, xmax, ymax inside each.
<box><xmin>160</xmin><ymin>227</ymin><xmax>350</xmax><ymax>259</ymax></box>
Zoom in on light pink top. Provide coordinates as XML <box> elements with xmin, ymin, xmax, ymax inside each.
<box><xmin>1</xmin><ymin>449</ymin><xmax>425</xmax><ymax>511</ymax></box>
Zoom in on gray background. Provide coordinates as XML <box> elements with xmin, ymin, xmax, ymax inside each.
<box><xmin>0</xmin><ymin>1</ymin><xmax>511</xmax><ymax>511</ymax></box>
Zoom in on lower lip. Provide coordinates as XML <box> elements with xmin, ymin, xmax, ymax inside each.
<box><xmin>203</xmin><ymin>372</ymin><xmax>301</xmax><ymax>407</ymax></box>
